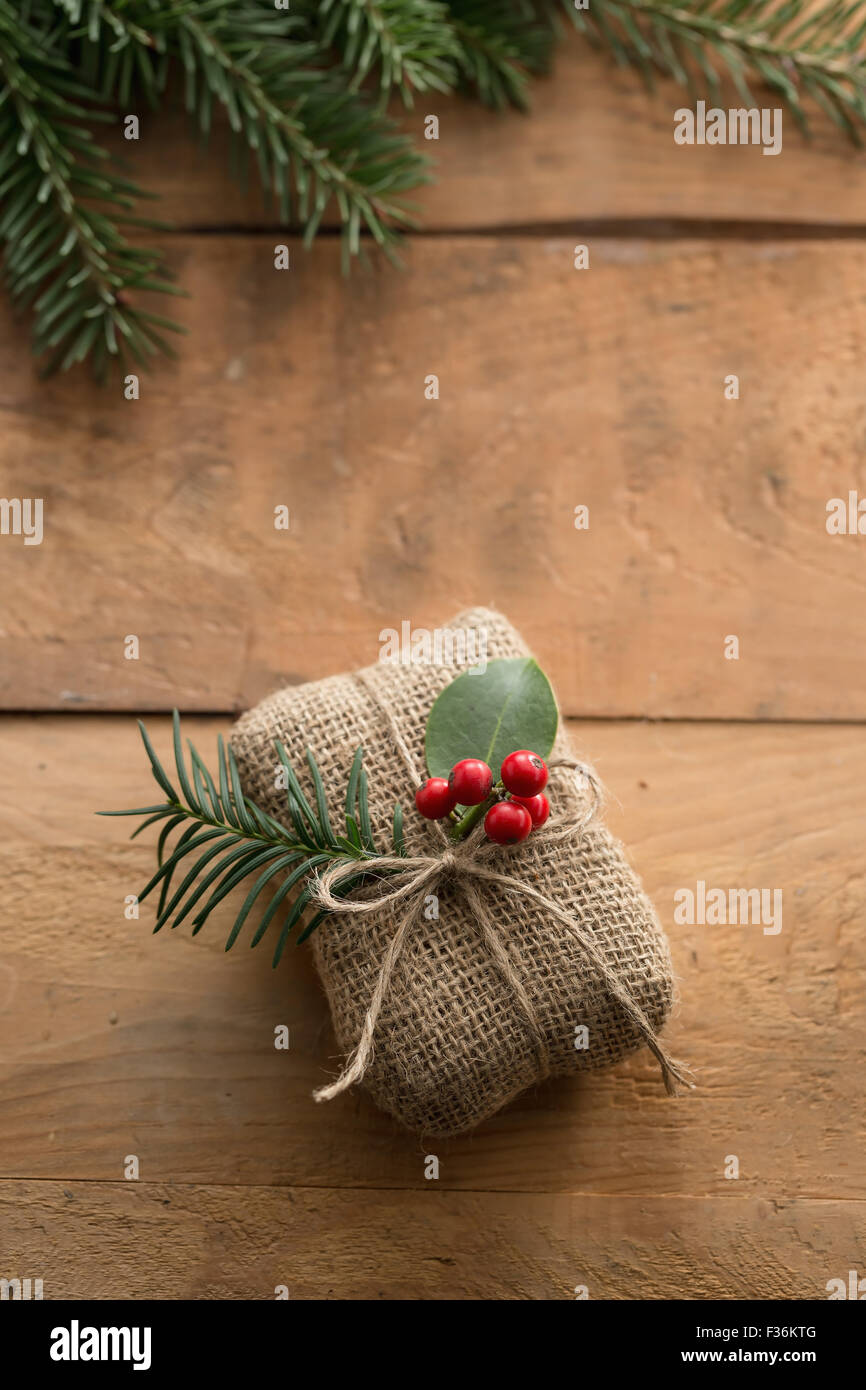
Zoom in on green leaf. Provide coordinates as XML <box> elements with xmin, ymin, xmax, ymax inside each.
<box><xmin>357</xmin><ymin>767</ymin><xmax>375</xmax><ymax>850</ymax></box>
<box><xmin>425</xmin><ymin>656</ymin><xmax>558</xmax><ymax>781</ymax></box>
<box><xmin>227</xmin><ymin>744</ymin><xmax>256</xmax><ymax>834</ymax></box>
<box><xmin>172</xmin><ymin>710</ymin><xmax>198</xmax><ymax>811</ymax></box>
<box><xmin>192</xmin><ymin>849</ymin><xmax>299</xmax><ymax>932</ymax></box>
<box><xmin>141</xmin><ymin>827</ymin><xmax>231</xmax><ymax>913</ymax></box>
<box><xmin>392</xmin><ymin>802</ymin><xmax>405</xmax><ymax>856</ymax></box>
<box><xmin>222</xmin><ymin>851</ymin><xmax>303</xmax><ymax>949</ymax></box>
<box><xmin>156</xmin><ymin>812</ymin><xmax>186</xmax><ymax>866</ymax></box>
<box><xmin>153</xmin><ymin>833</ymin><xmax>239</xmax><ymax>926</ymax></box>
<box><xmin>272</xmin><ymin>882</ymin><xmax>316</xmax><ymax>964</ymax></box>
<box><xmin>274</xmin><ymin>740</ymin><xmax>321</xmax><ymax>843</ymax></box>
<box><xmin>295</xmin><ymin>906</ymin><xmax>329</xmax><ymax>946</ymax></box>
<box><xmin>295</xmin><ymin>878</ymin><xmax>361</xmax><ymax>945</ymax></box>
<box><xmin>345</xmin><ymin>746</ymin><xmax>363</xmax><ymax>827</ymax></box>
<box><xmin>189</xmin><ymin>742</ymin><xmax>222</xmax><ymax>819</ymax></box>
<box><xmin>343</xmin><ymin>816</ymin><xmax>362</xmax><ymax>849</ymax></box>
<box><xmin>128</xmin><ymin>810</ymin><xmax>173</xmax><ymax>839</ymax></box>
<box><xmin>137</xmin><ymin>719</ymin><xmax>178</xmax><ymax>801</ymax></box>
<box><xmin>305</xmin><ymin>747</ymin><xmax>336</xmax><ymax>845</ymax></box>
<box><xmin>157</xmin><ymin>834</ymin><xmax>261</xmax><ymax>934</ymax></box>
<box><xmin>157</xmin><ymin>821</ymin><xmax>202</xmax><ymax>916</ymax></box>
<box><xmin>216</xmin><ymin>735</ymin><xmax>238</xmax><ymax>828</ymax></box>
<box><xmin>250</xmin><ymin>855</ymin><xmax>329</xmax><ymax>960</ymax></box>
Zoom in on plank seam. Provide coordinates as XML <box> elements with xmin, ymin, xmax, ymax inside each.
<box><xmin>0</xmin><ymin>1177</ymin><xmax>863</xmax><ymax>1200</ymax></box>
<box><xmin>159</xmin><ymin>220</ymin><xmax>866</xmax><ymax>241</ymax></box>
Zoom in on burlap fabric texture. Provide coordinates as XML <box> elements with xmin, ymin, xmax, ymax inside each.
<box><xmin>231</xmin><ymin>607</ymin><xmax>677</xmax><ymax>1136</ymax></box>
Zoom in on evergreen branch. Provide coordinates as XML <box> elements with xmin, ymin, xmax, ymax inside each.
<box><xmin>0</xmin><ymin>0</ymin><xmax>183</xmax><ymax>375</ymax></box>
<box><xmin>316</xmin><ymin>0</ymin><xmax>459</xmax><ymax>103</ymax></box>
<box><xmin>46</xmin><ymin>1</ymin><xmax>430</xmax><ymax>263</ymax></box>
<box><xmin>58</xmin><ymin>0</ymin><xmax>169</xmax><ymax>106</ymax></box>
<box><xmin>60</xmin><ymin>0</ymin><xmax>427</xmax><ymax>257</ymax></box>
<box><xmin>447</xmin><ymin>0</ymin><xmax>556</xmax><ymax>109</ymax></box>
<box><xmin>173</xmin><ymin>3</ymin><xmax>428</xmax><ymax>260</ymax></box>
<box><xmin>569</xmin><ymin>0</ymin><xmax>866</xmax><ymax>141</ymax></box>
<box><xmin>100</xmin><ymin>712</ymin><xmax>407</xmax><ymax>962</ymax></box>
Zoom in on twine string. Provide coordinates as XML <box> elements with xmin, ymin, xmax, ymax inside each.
<box><xmin>310</xmin><ymin>759</ymin><xmax>693</xmax><ymax>1104</ymax></box>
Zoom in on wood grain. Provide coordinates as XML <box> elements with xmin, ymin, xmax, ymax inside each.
<box><xmin>2</xmin><ymin>33</ymin><xmax>864</xmax><ymax>1299</ymax></box>
<box><xmin>0</xmin><ymin>714</ymin><xmax>862</xmax><ymax>1199</ymax></box>
<box><xmin>2</xmin><ymin>1179</ymin><xmax>860</xmax><ymax>1299</ymax></box>
<box><xmin>110</xmin><ymin>36</ymin><xmax>866</xmax><ymax>231</ymax></box>
<box><xmin>3</xmin><ymin>237</ymin><xmax>866</xmax><ymax>718</ymax></box>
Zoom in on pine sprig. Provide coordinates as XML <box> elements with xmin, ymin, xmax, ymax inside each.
<box><xmin>570</xmin><ymin>0</ymin><xmax>866</xmax><ymax>142</ymax></box>
<box><xmin>317</xmin><ymin>0</ymin><xmax>459</xmax><ymax>103</ymax></box>
<box><xmin>172</xmin><ymin>4</ymin><xmax>428</xmax><ymax>260</ymax></box>
<box><xmin>99</xmin><ymin>713</ymin><xmax>407</xmax><ymax>965</ymax></box>
<box><xmin>5</xmin><ymin>0</ymin><xmax>866</xmax><ymax>376</ymax></box>
<box><xmin>0</xmin><ymin>0</ymin><xmax>184</xmax><ymax>375</ymax></box>
<box><xmin>448</xmin><ymin>0</ymin><xmax>556</xmax><ymax>109</ymax></box>
<box><xmin>58</xmin><ymin>1</ymin><xmax>430</xmax><ymax>253</ymax></box>
<box><xmin>62</xmin><ymin>0</ymin><xmax>169</xmax><ymax>107</ymax></box>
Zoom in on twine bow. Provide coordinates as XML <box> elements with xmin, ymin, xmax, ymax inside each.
<box><xmin>309</xmin><ymin>757</ymin><xmax>693</xmax><ymax>1105</ymax></box>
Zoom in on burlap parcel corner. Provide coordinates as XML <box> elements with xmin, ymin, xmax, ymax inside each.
<box><xmin>231</xmin><ymin>607</ymin><xmax>676</xmax><ymax>1136</ymax></box>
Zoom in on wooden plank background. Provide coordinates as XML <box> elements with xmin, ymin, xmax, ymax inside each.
<box><xmin>1</xmin><ymin>30</ymin><xmax>864</xmax><ymax>1300</ymax></box>
<box><xmin>4</xmin><ymin>234</ymin><xmax>866</xmax><ymax>718</ymax></box>
<box><xmin>1</xmin><ymin>714</ymin><xmax>863</xmax><ymax>1197</ymax></box>
<box><xmin>109</xmin><ymin>39</ymin><xmax>866</xmax><ymax>229</ymax></box>
<box><xmin>2</xmin><ymin>1182</ymin><xmax>859</xmax><ymax>1300</ymax></box>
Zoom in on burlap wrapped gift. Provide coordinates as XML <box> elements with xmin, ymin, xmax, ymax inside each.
<box><xmin>231</xmin><ymin>607</ymin><xmax>681</xmax><ymax>1136</ymax></box>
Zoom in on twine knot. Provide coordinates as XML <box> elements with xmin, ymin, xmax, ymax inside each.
<box><xmin>309</xmin><ymin>757</ymin><xmax>693</xmax><ymax>1106</ymax></box>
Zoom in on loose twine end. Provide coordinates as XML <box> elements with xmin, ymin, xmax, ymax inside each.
<box><xmin>657</xmin><ymin>1053</ymin><xmax>697</xmax><ymax>1097</ymax></box>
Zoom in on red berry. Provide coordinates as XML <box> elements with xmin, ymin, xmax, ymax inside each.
<box><xmin>449</xmin><ymin>758</ymin><xmax>493</xmax><ymax>806</ymax></box>
<box><xmin>415</xmin><ymin>778</ymin><xmax>457</xmax><ymax>820</ymax></box>
<box><xmin>510</xmin><ymin>793</ymin><xmax>550</xmax><ymax>829</ymax></box>
<box><xmin>500</xmin><ymin>749</ymin><xmax>548</xmax><ymax>797</ymax></box>
<box><xmin>484</xmin><ymin>800</ymin><xmax>532</xmax><ymax>845</ymax></box>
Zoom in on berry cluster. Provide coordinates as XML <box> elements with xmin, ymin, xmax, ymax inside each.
<box><xmin>415</xmin><ymin>750</ymin><xmax>550</xmax><ymax>845</ymax></box>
